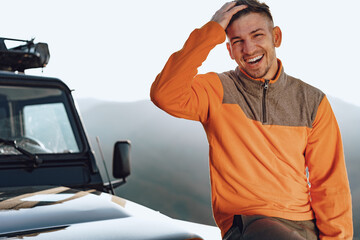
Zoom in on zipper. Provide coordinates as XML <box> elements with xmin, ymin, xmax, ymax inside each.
<box><xmin>262</xmin><ymin>79</ymin><xmax>269</xmax><ymax>123</ymax></box>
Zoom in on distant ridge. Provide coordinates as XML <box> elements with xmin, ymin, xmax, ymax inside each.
<box><xmin>77</xmin><ymin>96</ymin><xmax>360</xmax><ymax>237</ymax></box>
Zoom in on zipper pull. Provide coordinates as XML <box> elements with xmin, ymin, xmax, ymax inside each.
<box><xmin>264</xmin><ymin>79</ymin><xmax>269</xmax><ymax>90</ymax></box>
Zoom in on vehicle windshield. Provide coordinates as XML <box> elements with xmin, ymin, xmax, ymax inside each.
<box><xmin>0</xmin><ymin>85</ymin><xmax>81</xmax><ymax>154</ymax></box>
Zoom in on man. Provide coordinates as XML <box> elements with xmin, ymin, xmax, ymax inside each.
<box><xmin>150</xmin><ymin>0</ymin><xmax>353</xmax><ymax>239</ymax></box>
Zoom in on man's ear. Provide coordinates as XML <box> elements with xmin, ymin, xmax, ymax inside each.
<box><xmin>273</xmin><ymin>26</ymin><xmax>282</xmax><ymax>48</ymax></box>
<box><xmin>226</xmin><ymin>42</ymin><xmax>235</xmax><ymax>60</ymax></box>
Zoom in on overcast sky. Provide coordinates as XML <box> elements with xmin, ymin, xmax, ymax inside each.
<box><xmin>2</xmin><ymin>0</ymin><xmax>360</xmax><ymax>107</ymax></box>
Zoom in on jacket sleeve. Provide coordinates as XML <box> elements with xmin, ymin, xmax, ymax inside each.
<box><xmin>150</xmin><ymin>21</ymin><xmax>226</xmax><ymax>123</ymax></box>
<box><xmin>305</xmin><ymin>96</ymin><xmax>353</xmax><ymax>239</ymax></box>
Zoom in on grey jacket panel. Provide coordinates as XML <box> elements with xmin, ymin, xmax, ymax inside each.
<box><xmin>218</xmin><ymin>67</ymin><xmax>325</xmax><ymax>127</ymax></box>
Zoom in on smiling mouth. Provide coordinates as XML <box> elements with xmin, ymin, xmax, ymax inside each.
<box><xmin>245</xmin><ymin>55</ymin><xmax>264</xmax><ymax>65</ymax></box>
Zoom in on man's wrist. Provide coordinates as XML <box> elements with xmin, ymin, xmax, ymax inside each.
<box><xmin>202</xmin><ymin>21</ymin><xmax>227</xmax><ymax>43</ymax></box>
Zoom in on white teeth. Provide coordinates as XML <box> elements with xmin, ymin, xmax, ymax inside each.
<box><xmin>247</xmin><ymin>55</ymin><xmax>263</xmax><ymax>63</ymax></box>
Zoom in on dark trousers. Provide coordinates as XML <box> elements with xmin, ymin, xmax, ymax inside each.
<box><xmin>223</xmin><ymin>215</ymin><xmax>319</xmax><ymax>240</ymax></box>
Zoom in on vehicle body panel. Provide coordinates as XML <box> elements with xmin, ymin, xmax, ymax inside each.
<box><xmin>0</xmin><ymin>186</ymin><xmax>202</xmax><ymax>239</ymax></box>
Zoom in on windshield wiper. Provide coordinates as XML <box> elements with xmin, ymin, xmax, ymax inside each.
<box><xmin>0</xmin><ymin>138</ymin><xmax>43</xmax><ymax>168</ymax></box>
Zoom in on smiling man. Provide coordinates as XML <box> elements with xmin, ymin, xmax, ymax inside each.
<box><xmin>225</xmin><ymin>6</ymin><xmax>280</xmax><ymax>80</ymax></box>
<box><xmin>150</xmin><ymin>0</ymin><xmax>353</xmax><ymax>239</ymax></box>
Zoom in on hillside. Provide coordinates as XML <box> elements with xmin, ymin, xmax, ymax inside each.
<box><xmin>77</xmin><ymin>97</ymin><xmax>360</xmax><ymax>237</ymax></box>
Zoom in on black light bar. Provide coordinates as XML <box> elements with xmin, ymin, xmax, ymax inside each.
<box><xmin>0</xmin><ymin>37</ymin><xmax>50</xmax><ymax>72</ymax></box>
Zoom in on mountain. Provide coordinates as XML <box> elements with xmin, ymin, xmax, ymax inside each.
<box><xmin>77</xmin><ymin>97</ymin><xmax>360</xmax><ymax>237</ymax></box>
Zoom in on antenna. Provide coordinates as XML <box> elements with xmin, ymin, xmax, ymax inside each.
<box><xmin>96</xmin><ymin>136</ymin><xmax>115</xmax><ymax>195</ymax></box>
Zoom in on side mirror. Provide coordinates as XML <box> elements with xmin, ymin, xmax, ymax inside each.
<box><xmin>112</xmin><ymin>140</ymin><xmax>131</xmax><ymax>179</ymax></box>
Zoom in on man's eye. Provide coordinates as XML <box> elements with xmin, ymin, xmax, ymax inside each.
<box><xmin>232</xmin><ymin>40</ymin><xmax>242</xmax><ymax>45</ymax></box>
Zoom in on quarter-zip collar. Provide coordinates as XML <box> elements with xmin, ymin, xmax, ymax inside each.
<box><xmin>234</xmin><ymin>59</ymin><xmax>286</xmax><ymax>97</ymax></box>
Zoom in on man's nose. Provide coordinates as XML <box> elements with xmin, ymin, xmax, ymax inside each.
<box><xmin>242</xmin><ymin>40</ymin><xmax>256</xmax><ymax>55</ymax></box>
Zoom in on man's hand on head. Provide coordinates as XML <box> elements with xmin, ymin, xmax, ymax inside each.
<box><xmin>211</xmin><ymin>2</ymin><xmax>247</xmax><ymax>30</ymax></box>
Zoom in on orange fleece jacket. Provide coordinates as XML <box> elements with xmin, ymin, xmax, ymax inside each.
<box><xmin>150</xmin><ymin>21</ymin><xmax>353</xmax><ymax>239</ymax></box>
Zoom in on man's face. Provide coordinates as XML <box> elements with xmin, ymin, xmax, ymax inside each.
<box><xmin>226</xmin><ymin>12</ymin><xmax>281</xmax><ymax>80</ymax></box>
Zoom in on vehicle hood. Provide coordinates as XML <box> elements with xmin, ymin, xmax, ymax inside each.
<box><xmin>0</xmin><ymin>186</ymin><xmax>202</xmax><ymax>239</ymax></box>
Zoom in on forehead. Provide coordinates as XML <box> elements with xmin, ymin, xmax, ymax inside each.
<box><xmin>226</xmin><ymin>12</ymin><xmax>272</xmax><ymax>39</ymax></box>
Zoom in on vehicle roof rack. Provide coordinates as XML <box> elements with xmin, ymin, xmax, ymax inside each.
<box><xmin>0</xmin><ymin>37</ymin><xmax>50</xmax><ymax>73</ymax></box>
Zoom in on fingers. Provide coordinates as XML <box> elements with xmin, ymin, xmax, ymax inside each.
<box><xmin>211</xmin><ymin>2</ymin><xmax>248</xmax><ymax>30</ymax></box>
<box><xmin>221</xmin><ymin>1</ymin><xmax>238</xmax><ymax>12</ymax></box>
<box><xmin>228</xmin><ymin>4</ymin><xmax>248</xmax><ymax>17</ymax></box>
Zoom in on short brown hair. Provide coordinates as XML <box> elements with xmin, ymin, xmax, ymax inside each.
<box><xmin>227</xmin><ymin>0</ymin><xmax>273</xmax><ymax>29</ymax></box>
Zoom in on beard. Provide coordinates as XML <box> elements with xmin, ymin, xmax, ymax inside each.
<box><xmin>239</xmin><ymin>50</ymin><xmax>277</xmax><ymax>80</ymax></box>
<box><xmin>244</xmin><ymin>63</ymin><xmax>272</xmax><ymax>79</ymax></box>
